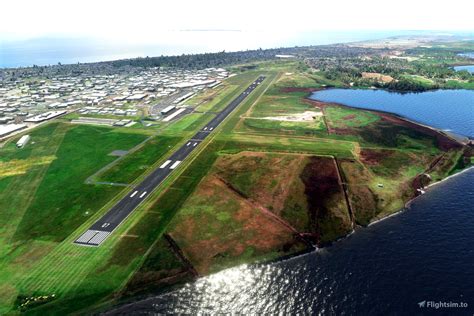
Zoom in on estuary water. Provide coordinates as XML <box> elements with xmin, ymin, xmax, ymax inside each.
<box><xmin>310</xmin><ymin>89</ymin><xmax>474</xmax><ymax>138</ymax></box>
<box><xmin>109</xmin><ymin>168</ymin><xmax>474</xmax><ymax>315</ymax></box>
<box><xmin>454</xmin><ymin>65</ymin><xmax>474</xmax><ymax>74</ymax></box>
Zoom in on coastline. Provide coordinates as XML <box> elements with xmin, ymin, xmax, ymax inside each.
<box><xmin>307</xmin><ymin>88</ymin><xmax>473</xmax><ymax>141</ymax></box>
<box><xmin>368</xmin><ymin>166</ymin><xmax>473</xmax><ymax>227</ymax></box>
<box><xmin>304</xmin><ymin>89</ymin><xmax>472</xmax><ymax>231</ymax></box>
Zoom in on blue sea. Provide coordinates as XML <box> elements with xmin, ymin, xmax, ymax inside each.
<box><xmin>310</xmin><ymin>89</ymin><xmax>474</xmax><ymax>138</ymax></box>
<box><xmin>0</xmin><ymin>30</ymin><xmax>457</xmax><ymax>68</ymax></box>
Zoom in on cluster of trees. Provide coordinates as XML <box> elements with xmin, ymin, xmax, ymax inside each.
<box><xmin>306</xmin><ymin>48</ymin><xmax>473</xmax><ymax>91</ymax></box>
<box><xmin>109</xmin><ymin>48</ymin><xmax>298</xmax><ymax>69</ymax></box>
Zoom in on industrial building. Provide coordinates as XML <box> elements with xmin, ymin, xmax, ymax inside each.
<box><xmin>160</xmin><ymin>105</ymin><xmax>176</xmax><ymax>115</ymax></box>
<box><xmin>0</xmin><ymin>124</ymin><xmax>27</xmax><ymax>138</ymax></box>
<box><xmin>16</xmin><ymin>135</ymin><xmax>30</xmax><ymax>148</ymax></box>
<box><xmin>173</xmin><ymin>92</ymin><xmax>194</xmax><ymax>104</ymax></box>
<box><xmin>24</xmin><ymin>110</ymin><xmax>67</xmax><ymax>123</ymax></box>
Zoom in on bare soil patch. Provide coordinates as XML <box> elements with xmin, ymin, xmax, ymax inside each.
<box><xmin>299</xmin><ymin>156</ymin><xmax>352</xmax><ymax>244</ymax></box>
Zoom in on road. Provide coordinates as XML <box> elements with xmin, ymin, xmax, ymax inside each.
<box><xmin>74</xmin><ymin>76</ymin><xmax>265</xmax><ymax>246</ymax></box>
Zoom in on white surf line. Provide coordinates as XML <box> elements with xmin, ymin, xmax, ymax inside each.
<box><xmin>159</xmin><ymin>160</ymin><xmax>172</xmax><ymax>168</ymax></box>
<box><xmin>139</xmin><ymin>191</ymin><xmax>147</xmax><ymax>198</ymax></box>
<box><xmin>162</xmin><ymin>107</ymin><xmax>186</xmax><ymax>122</ymax></box>
<box><xmin>130</xmin><ymin>190</ymin><xmax>139</xmax><ymax>198</ymax></box>
<box><xmin>170</xmin><ymin>160</ymin><xmax>181</xmax><ymax>170</ymax></box>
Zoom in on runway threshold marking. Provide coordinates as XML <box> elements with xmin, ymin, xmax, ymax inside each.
<box><xmin>75</xmin><ymin>230</ymin><xmax>111</xmax><ymax>246</ymax></box>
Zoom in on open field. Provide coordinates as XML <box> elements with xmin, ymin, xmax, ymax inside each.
<box><xmin>97</xmin><ymin>136</ymin><xmax>183</xmax><ymax>184</ymax></box>
<box><xmin>0</xmin><ymin>123</ymin><xmax>154</xmax><ymax>314</ymax></box>
<box><xmin>233</xmin><ymin>75</ymin><xmax>329</xmax><ymax>136</ymax></box>
<box><xmin>4</xmin><ymin>124</ymin><xmax>148</xmax><ymax>242</ymax></box>
<box><xmin>168</xmin><ymin>171</ymin><xmax>307</xmax><ymax>274</ymax></box>
<box><xmin>213</xmin><ymin>152</ymin><xmax>352</xmax><ymax>244</ymax></box>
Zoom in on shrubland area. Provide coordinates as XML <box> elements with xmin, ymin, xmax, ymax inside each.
<box><xmin>0</xmin><ymin>40</ymin><xmax>473</xmax><ymax>314</ymax></box>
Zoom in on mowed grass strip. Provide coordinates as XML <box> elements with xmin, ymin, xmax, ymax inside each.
<box><xmin>12</xmin><ymin>124</ymin><xmax>148</xmax><ymax>242</ymax></box>
<box><xmin>218</xmin><ymin>134</ymin><xmax>355</xmax><ymax>158</ymax></box>
<box><xmin>98</xmin><ymin>135</ymin><xmax>183</xmax><ymax>184</ymax></box>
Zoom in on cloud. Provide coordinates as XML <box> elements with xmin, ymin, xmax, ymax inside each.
<box><xmin>1</xmin><ymin>0</ymin><xmax>473</xmax><ymax>41</ymax></box>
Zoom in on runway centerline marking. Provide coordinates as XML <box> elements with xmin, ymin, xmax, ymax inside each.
<box><xmin>159</xmin><ymin>160</ymin><xmax>172</xmax><ymax>168</ymax></box>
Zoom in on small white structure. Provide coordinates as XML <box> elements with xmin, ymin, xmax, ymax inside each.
<box><xmin>17</xmin><ymin>135</ymin><xmax>30</xmax><ymax>148</ymax></box>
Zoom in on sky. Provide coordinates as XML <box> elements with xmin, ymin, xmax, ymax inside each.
<box><xmin>1</xmin><ymin>0</ymin><xmax>473</xmax><ymax>42</ymax></box>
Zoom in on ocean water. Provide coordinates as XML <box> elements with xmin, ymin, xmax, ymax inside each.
<box><xmin>108</xmin><ymin>168</ymin><xmax>474</xmax><ymax>315</ymax></box>
<box><xmin>0</xmin><ymin>30</ymin><xmax>443</xmax><ymax>68</ymax></box>
<box><xmin>310</xmin><ymin>89</ymin><xmax>474</xmax><ymax>137</ymax></box>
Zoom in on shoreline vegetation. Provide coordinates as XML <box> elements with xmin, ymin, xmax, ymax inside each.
<box><xmin>302</xmin><ymin>92</ymin><xmax>471</xmax><ymax>228</ymax></box>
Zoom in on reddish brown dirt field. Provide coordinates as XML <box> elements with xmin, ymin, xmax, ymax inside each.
<box><xmin>303</xmin><ymin>98</ymin><xmax>332</xmax><ymax>109</ymax></box>
<box><xmin>215</xmin><ymin>152</ymin><xmax>305</xmax><ymax>216</ymax></box>
<box><xmin>299</xmin><ymin>157</ymin><xmax>352</xmax><ymax>243</ymax></box>
<box><xmin>359</xmin><ymin>148</ymin><xmax>395</xmax><ymax>166</ymax></box>
<box><xmin>343</xmin><ymin>114</ymin><xmax>356</xmax><ymax>120</ymax></box>
<box><xmin>169</xmin><ymin>175</ymin><xmax>305</xmax><ymax>275</ymax></box>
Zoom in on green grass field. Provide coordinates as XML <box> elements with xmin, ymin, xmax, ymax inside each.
<box><xmin>97</xmin><ymin>135</ymin><xmax>183</xmax><ymax>184</ymax></box>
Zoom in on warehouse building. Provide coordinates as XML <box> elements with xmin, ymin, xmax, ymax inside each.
<box><xmin>160</xmin><ymin>105</ymin><xmax>176</xmax><ymax>115</ymax></box>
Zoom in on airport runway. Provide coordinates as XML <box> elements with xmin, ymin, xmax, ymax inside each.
<box><xmin>75</xmin><ymin>76</ymin><xmax>265</xmax><ymax>246</ymax></box>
